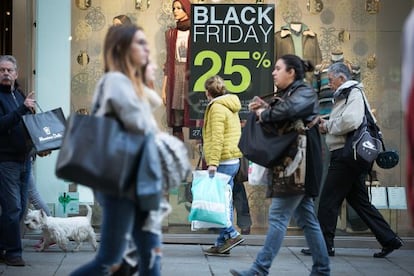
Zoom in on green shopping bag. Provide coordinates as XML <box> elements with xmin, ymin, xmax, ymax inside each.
<box><xmin>188</xmin><ymin>170</ymin><xmax>231</xmax><ymax>227</ymax></box>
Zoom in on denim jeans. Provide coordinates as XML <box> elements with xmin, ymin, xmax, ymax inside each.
<box><xmin>70</xmin><ymin>192</ymin><xmax>161</xmax><ymax>276</ymax></box>
<box><xmin>0</xmin><ymin>161</ymin><xmax>29</xmax><ymax>259</ymax></box>
<box><xmin>250</xmin><ymin>195</ymin><xmax>330</xmax><ymax>276</ymax></box>
<box><xmin>27</xmin><ymin>161</ymin><xmax>50</xmax><ymax>216</ymax></box>
<box><xmin>215</xmin><ymin>162</ymin><xmax>240</xmax><ymax>246</ymax></box>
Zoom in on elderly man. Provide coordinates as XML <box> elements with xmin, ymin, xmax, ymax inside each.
<box><xmin>301</xmin><ymin>62</ymin><xmax>403</xmax><ymax>259</ymax></box>
<box><xmin>0</xmin><ymin>55</ymin><xmax>36</xmax><ymax>266</ymax></box>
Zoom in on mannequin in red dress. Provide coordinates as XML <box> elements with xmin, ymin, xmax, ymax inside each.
<box><xmin>162</xmin><ymin>0</ymin><xmax>191</xmax><ymax>141</ymax></box>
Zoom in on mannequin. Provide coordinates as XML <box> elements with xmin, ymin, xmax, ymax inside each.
<box><xmin>274</xmin><ymin>22</ymin><xmax>322</xmax><ymax>81</ymax></box>
<box><xmin>112</xmin><ymin>14</ymin><xmax>132</xmax><ymax>26</ymax></box>
<box><xmin>312</xmin><ymin>50</ymin><xmax>360</xmax><ymax>115</ymax></box>
<box><xmin>162</xmin><ymin>0</ymin><xmax>192</xmax><ymax>141</ymax></box>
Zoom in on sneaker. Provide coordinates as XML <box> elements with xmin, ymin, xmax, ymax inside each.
<box><xmin>301</xmin><ymin>247</ymin><xmax>335</xmax><ymax>257</ymax></box>
<box><xmin>373</xmin><ymin>236</ymin><xmax>403</xmax><ymax>258</ymax></box>
<box><xmin>203</xmin><ymin>246</ymin><xmax>231</xmax><ymax>257</ymax></box>
<box><xmin>5</xmin><ymin>256</ymin><xmax>25</xmax><ymax>266</ymax></box>
<box><xmin>230</xmin><ymin>268</ymin><xmax>263</xmax><ymax>276</ymax></box>
<box><xmin>219</xmin><ymin>235</ymin><xmax>245</xmax><ymax>253</ymax></box>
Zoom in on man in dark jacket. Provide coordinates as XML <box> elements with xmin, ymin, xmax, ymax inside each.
<box><xmin>0</xmin><ymin>55</ymin><xmax>36</xmax><ymax>266</ymax></box>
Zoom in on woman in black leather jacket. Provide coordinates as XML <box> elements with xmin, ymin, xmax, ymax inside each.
<box><xmin>230</xmin><ymin>54</ymin><xmax>330</xmax><ymax>276</ymax></box>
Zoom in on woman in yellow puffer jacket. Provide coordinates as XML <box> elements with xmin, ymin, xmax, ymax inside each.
<box><xmin>202</xmin><ymin>75</ymin><xmax>244</xmax><ymax>257</ymax></box>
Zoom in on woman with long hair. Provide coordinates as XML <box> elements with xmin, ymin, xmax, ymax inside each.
<box><xmin>71</xmin><ymin>24</ymin><xmax>161</xmax><ymax>276</ymax></box>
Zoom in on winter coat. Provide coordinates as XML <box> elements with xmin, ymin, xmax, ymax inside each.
<box><xmin>260</xmin><ymin>80</ymin><xmax>322</xmax><ymax>198</ymax></box>
<box><xmin>202</xmin><ymin>94</ymin><xmax>242</xmax><ymax>167</ymax></box>
<box><xmin>0</xmin><ymin>84</ymin><xmax>33</xmax><ymax>162</ymax></box>
<box><xmin>323</xmin><ymin>80</ymin><xmax>375</xmax><ymax>152</ymax></box>
<box><xmin>274</xmin><ymin>23</ymin><xmax>322</xmax><ymax>70</ymax></box>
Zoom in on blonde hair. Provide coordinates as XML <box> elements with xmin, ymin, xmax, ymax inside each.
<box><xmin>204</xmin><ymin>75</ymin><xmax>227</xmax><ymax>98</ymax></box>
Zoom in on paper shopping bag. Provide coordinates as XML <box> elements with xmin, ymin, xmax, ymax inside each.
<box><xmin>22</xmin><ymin>108</ymin><xmax>66</xmax><ymax>152</ymax></box>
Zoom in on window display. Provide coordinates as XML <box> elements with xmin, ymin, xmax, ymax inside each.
<box><xmin>66</xmin><ymin>0</ymin><xmax>413</xmax><ymax>237</ymax></box>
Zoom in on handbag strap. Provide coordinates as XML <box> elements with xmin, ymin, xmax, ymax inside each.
<box><xmin>305</xmin><ymin>115</ymin><xmax>321</xmax><ymax>130</ymax></box>
<box><xmin>353</xmin><ymin>86</ymin><xmax>386</xmax><ymax>150</ymax></box>
<box><xmin>35</xmin><ymin>102</ymin><xmax>44</xmax><ymax>113</ymax></box>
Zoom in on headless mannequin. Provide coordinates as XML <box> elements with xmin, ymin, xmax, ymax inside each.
<box><xmin>289</xmin><ymin>22</ymin><xmax>302</xmax><ymax>33</ymax></box>
<box><xmin>162</xmin><ymin>0</ymin><xmax>191</xmax><ymax>141</ymax></box>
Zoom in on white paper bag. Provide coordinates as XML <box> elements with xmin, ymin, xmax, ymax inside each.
<box><xmin>368</xmin><ymin>186</ymin><xmax>388</xmax><ymax>209</ymax></box>
<box><xmin>248</xmin><ymin>161</ymin><xmax>271</xmax><ymax>186</ymax></box>
<box><xmin>387</xmin><ymin>187</ymin><xmax>407</xmax><ymax>209</ymax></box>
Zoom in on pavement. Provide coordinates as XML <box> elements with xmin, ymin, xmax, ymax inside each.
<box><xmin>1</xmin><ymin>235</ymin><xmax>414</xmax><ymax>276</ymax></box>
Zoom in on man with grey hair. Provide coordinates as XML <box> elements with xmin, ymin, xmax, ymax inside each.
<box><xmin>301</xmin><ymin>62</ymin><xmax>403</xmax><ymax>258</ymax></box>
<box><xmin>0</xmin><ymin>55</ymin><xmax>36</xmax><ymax>266</ymax></box>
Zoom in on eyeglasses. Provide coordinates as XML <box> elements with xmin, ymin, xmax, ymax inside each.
<box><xmin>0</xmin><ymin>68</ymin><xmax>16</xmax><ymax>73</ymax></box>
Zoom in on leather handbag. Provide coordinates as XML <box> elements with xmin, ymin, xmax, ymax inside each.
<box><xmin>238</xmin><ymin>112</ymin><xmax>298</xmax><ymax>168</ymax></box>
<box><xmin>55</xmin><ymin>81</ymin><xmax>162</xmax><ymax>210</ymax></box>
<box><xmin>22</xmin><ymin>107</ymin><xmax>66</xmax><ymax>152</ymax></box>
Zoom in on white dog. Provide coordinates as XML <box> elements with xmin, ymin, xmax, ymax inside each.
<box><xmin>24</xmin><ymin>205</ymin><xmax>98</xmax><ymax>252</ymax></box>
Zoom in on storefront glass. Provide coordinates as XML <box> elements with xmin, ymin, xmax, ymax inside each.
<box><xmin>69</xmin><ymin>0</ymin><xmax>414</xmax><ymax>237</ymax></box>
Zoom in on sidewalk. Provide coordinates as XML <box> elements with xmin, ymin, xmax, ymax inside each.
<box><xmin>1</xmin><ymin>236</ymin><xmax>414</xmax><ymax>276</ymax></box>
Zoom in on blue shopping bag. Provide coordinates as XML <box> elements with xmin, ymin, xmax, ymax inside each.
<box><xmin>188</xmin><ymin>171</ymin><xmax>231</xmax><ymax>227</ymax></box>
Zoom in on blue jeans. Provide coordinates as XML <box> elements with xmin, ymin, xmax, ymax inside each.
<box><xmin>250</xmin><ymin>195</ymin><xmax>330</xmax><ymax>276</ymax></box>
<box><xmin>0</xmin><ymin>161</ymin><xmax>29</xmax><ymax>259</ymax></box>
<box><xmin>70</xmin><ymin>192</ymin><xmax>161</xmax><ymax>276</ymax></box>
<box><xmin>215</xmin><ymin>162</ymin><xmax>240</xmax><ymax>246</ymax></box>
<box><xmin>27</xmin><ymin>161</ymin><xmax>50</xmax><ymax>216</ymax></box>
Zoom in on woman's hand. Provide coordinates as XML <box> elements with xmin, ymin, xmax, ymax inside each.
<box><xmin>208</xmin><ymin>165</ymin><xmax>217</xmax><ymax>177</ymax></box>
<box><xmin>248</xmin><ymin>101</ymin><xmax>261</xmax><ymax>111</ymax></box>
<box><xmin>255</xmin><ymin>107</ymin><xmax>265</xmax><ymax>119</ymax></box>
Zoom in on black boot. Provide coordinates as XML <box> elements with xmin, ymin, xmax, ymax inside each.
<box><xmin>373</xmin><ymin>236</ymin><xmax>403</xmax><ymax>258</ymax></box>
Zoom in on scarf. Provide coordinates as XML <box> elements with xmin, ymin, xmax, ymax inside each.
<box><xmin>177</xmin><ymin>19</ymin><xmax>191</xmax><ymax>31</ymax></box>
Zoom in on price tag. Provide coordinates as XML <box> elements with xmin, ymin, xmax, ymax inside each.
<box><xmin>189</xmin><ymin>126</ymin><xmax>203</xmax><ymax>140</ymax></box>
<box><xmin>189</xmin><ymin>4</ymin><xmax>275</xmax><ymax>120</ymax></box>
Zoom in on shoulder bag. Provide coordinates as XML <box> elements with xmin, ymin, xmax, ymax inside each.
<box><xmin>342</xmin><ymin>87</ymin><xmax>386</xmax><ymax>171</ymax></box>
<box><xmin>238</xmin><ymin>112</ymin><xmax>298</xmax><ymax>168</ymax></box>
<box><xmin>55</xmin><ymin>80</ymin><xmax>162</xmax><ymax>211</ymax></box>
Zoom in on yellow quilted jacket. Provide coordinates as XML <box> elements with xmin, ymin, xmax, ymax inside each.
<box><xmin>202</xmin><ymin>94</ymin><xmax>242</xmax><ymax>166</ymax></box>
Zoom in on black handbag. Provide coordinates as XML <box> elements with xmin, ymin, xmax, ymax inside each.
<box><xmin>238</xmin><ymin>112</ymin><xmax>298</xmax><ymax>168</ymax></box>
<box><xmin>22</xmin><ymin>107</ymin><xmax>66</xmax><ymax>152</ymax></box>
<box><xmin>55</xmin><ymin>81</ymin><xmax>162</xmax><ymax>211</ymax></box>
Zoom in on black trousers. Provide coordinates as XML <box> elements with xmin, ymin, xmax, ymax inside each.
<box><xmin>317</xmin><ymin>149</ymin><xmax>397</xmax><ymax>249</ymax></box>
<box><xmin>233</xmin><ymin>181</ymin><xmax>252</xmax><ymax>229</ymax></box>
